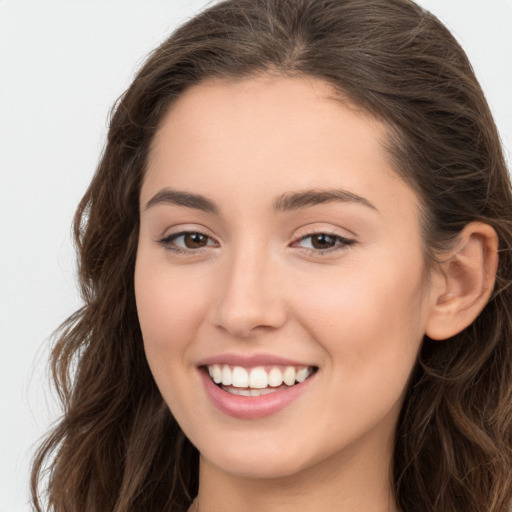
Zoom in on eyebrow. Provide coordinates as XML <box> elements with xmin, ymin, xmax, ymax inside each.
<box><xmin>272</xmin><ymin>188</ymin><xmax>378</xmax><ymax>212</ymax></box>
<box><xmin>145</xmin><ymin>188</ymin><xmax>220</xmax><ymax>214</ymax></box>
<box><xmin>145</xmin><ymin>187</ymin><xmax>378</xmax><ymax>214</ymax></box>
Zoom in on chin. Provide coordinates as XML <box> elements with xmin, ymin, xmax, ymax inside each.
<box><xmin>198</xmin><ymin>436</ymin><xmax>323</xmax><ymax>480</ymax></box>
<box><xmin>212</xmin><ymin>456</ymin><xmax>311</xmax><ymax>480</ymax></box>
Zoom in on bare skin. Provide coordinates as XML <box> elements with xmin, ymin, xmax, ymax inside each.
<box><xmin>136</xmin><ymin>74</ymin><xmax>497</xmax><ymax>512</ymax></box>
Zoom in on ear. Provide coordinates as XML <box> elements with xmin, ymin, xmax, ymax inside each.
<box><xmin>425</xmin><ymin>222</ymin><xmax>499</xmax><ymax>340</ymax></box>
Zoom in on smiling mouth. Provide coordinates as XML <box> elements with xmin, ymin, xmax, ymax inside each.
<box><xmin>205</xmin><ymin>364</ymin><xmax>318</xmax><ymax>396</ymax></box>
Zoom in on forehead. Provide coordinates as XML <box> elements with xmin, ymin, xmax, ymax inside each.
<box><xmin>149</xmin><ymin>74</ymin><xmax>382</xmax><ymax>167</ymax></box>
<box><xmin>143</xmin><ymin>74</ymin><xmax>419</xmax><ymax>222</ymax></box>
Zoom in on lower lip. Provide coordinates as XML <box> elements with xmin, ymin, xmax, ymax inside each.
<box><xmin>200</xmin><ymin>369</ymin><xmax>315</xmax><ymax>420</ymax></box>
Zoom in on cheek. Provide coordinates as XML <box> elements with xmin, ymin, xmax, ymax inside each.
<box><xmin>287</xmin><ymin>265</ymin><xmax>427</xmax><ymax>455</ymax></box>
<box><xmin>134</xmin><ymin>249</ymin><xmax>206</xmax><ymax>379</ymax></box>
<box><xmin>295</xmin><ymin>255</ymin><xmax>427</xmax><ymax>391</ymax></box>
<box><xmin>134</xmin><ymin>253</ymin><xmax>209</xmax><ymax>423</ymax></box>
<box><xmin>300</xmin><ymin>259</ymin><xmax>424</xmax><ymax>334</ymax></box>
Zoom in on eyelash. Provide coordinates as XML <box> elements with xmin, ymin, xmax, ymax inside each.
<box><xmin>157</xmin><ymin>230</ymin><xmax>356</xmax><ymax>256</ymax></box>
<box><xmin>158</xmin><ymin>230</ymin><xmax>216</xmax><ymax>255</ymax></box>
<box><xmin>291</xmin><ymin>230</ymin><xmax>356</xmax><ymax>255</ymax></box>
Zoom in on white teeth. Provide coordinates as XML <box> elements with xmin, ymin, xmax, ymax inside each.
<box><xmin>212</xmin><ymin>364</ymin><xmax>222</xmax><ymax>384</ymax></box>
<box><xmin>296</xmin><ymin>367</ymin><xmax>309</xmax><ymax>383</ymax></box>
<box><xmin>221</xmin><ymin>365</ymin><xmax>232</xmax><ymax>386</ymax></box>
<box><xmin>232</xmin><ymin>366</ymin><xmax>249</xmax><ymax>388</ymax></box>
<box><xmin>224</xmin><ymin>386</ymin><xmax>286</xmax><ymax>396</ymax></box>
<box><xmin>249</xmin><ymin>367</ymin><xmax>268</xmax><ymax>389</ymax></box>
<box><xmin>283</xmin><ymin>366</ymin><xmax>296</xmax><ymax>386</ymax></box>
<box><xmin>268</xmin><ymin>367</ymin><xmax>283</xmax><ymax>387</ymax></box>
<box><xmin>207</xmin><ymin>364</ymin><xmax>315</xmax><ymax>389</ymax></box>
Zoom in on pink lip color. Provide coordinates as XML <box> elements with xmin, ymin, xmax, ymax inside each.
<box><xmin>198</xmin><ymin>353</ymin><xmax>312</xmax><ymax>368</ymax></box>
<box><xmin>200</xmin><ymin>369</ymin><xmax>315</xmax><ymax>420</ymax></box>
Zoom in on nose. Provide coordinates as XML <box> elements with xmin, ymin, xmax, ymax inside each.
<box><xmin>210</xmin><ymin>246</ymin><xmax>288</xmax><ymax>338</ymax></box>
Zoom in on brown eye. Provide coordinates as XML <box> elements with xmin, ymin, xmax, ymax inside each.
<box><xmin>293</xmin><ymin>232</ymin><xmax>355</xmax><ymax>254</ymax></box>
<box><xmin>183</xmin><ymin>232</ymin><xmax>209</xmax><ymax>248</ymax></box>
<box><xmin>159</xmin><ymin>231</ymin><xmax>217</xmax><ymax>253</ymax></box>
<box><xmin>310</xmin><ymin>234</ymin><xmax>337</xmax><ymax>249</ymax></box>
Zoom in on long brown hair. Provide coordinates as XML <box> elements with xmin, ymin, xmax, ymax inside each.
<box><xmin>31</xmin><ymin>0</ymin><xmax>512</xmax><ymax>510</ymax></box>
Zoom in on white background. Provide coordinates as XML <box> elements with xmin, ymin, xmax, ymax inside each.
<box><xmin>0</xmin><ymin>1</ymin><xmax>511</xmax><ymax>510</ymax></box>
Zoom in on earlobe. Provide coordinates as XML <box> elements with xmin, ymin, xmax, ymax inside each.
<box><xmin>425</xmin><ymin>222</ymin><xmax>499</xmax><ymax>341</ymax></box>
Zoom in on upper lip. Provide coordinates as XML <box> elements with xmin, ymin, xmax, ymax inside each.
<box><xmin>197</xmin><ymin>353</ymin><xmax>316</xmax><ymax>368</ymax></box>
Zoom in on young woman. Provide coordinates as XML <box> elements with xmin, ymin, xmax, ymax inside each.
<box><xmin>31</xmin><ymin>0</ymin><xmax>512</xmax><ymax>511</ymax></box>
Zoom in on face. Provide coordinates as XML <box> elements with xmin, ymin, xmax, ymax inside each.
<box><xmin>135</xmin><ymin>75</ymin><xmax>436</xmax><ymax>481</ymax></box>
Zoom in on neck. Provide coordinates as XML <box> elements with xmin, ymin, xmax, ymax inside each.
<box><xmin>194</xmin><ymin>426</ymin><xmax>398</xmax><ymax>512</ymax></box>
